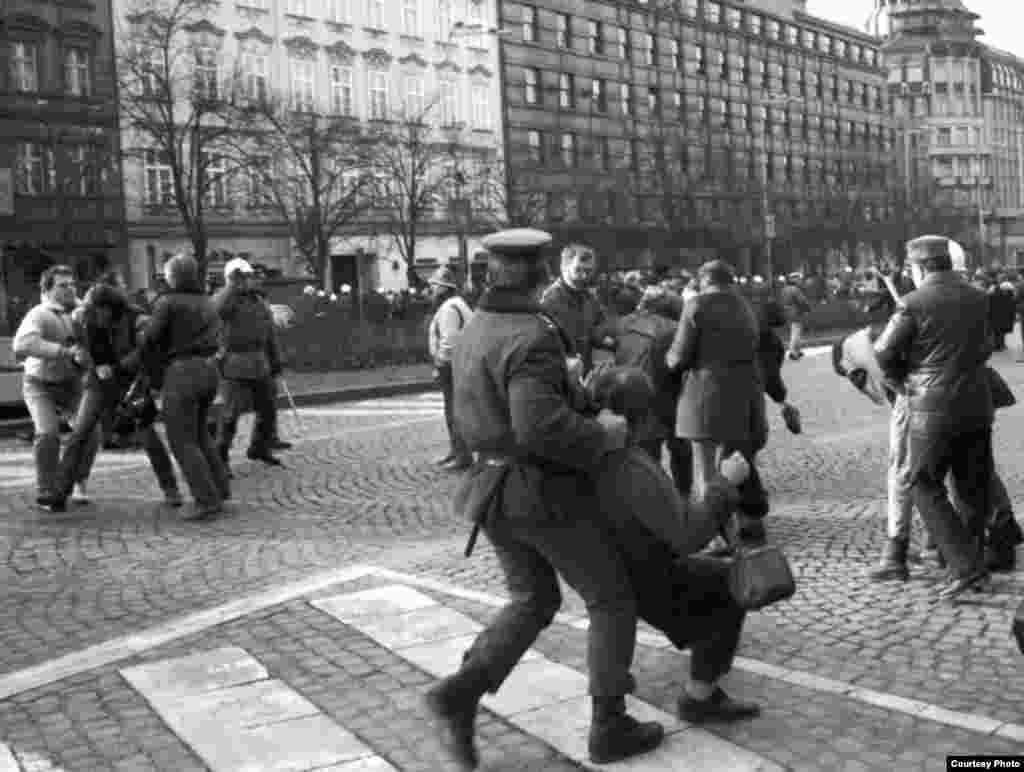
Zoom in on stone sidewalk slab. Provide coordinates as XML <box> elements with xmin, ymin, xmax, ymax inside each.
<box><xmin>121</xmin><ymin>647</ymin><xmax>390</xmax><ymax>772</ymax></box>
<box><xmin>315</xmin><ymin>584</ymin><xmax>783</xmax><ymax>772</ymax></box>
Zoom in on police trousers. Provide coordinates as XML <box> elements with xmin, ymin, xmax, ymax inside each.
<box><xmin>461</xmin><ymin>512</ymin><xmax>638</xmax><ymax>697</ymax></box>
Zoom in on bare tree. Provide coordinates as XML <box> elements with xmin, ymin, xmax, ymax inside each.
<box><xmin>118</xmin><ymin>0</ymin><xmax>239</xmax><ymax>276</ymax></box>
<box><xmin>367</xmin><ymin>102</ymin><xmax>465</xmax><ymax>288</ymax></box>
<box><xmin>228</xmin><ymin>94</ymin><xmax>375</xmax><ymax>286</ymax></box>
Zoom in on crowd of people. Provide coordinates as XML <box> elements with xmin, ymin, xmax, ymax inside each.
<box><xmin>423</xmin><ymin>230</ymin><xmax>1023</xmax><ymax>769</ymax></box>
<box><xmin>12</xmin><ymin>256</ymin><xmax>291</xmax><ymax>519</ymax></box>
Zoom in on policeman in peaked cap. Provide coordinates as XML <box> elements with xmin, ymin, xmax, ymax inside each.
<box><xmin>424</xmin><ymin>228</ymin><xmax>665</xmax><ymax>769</ymax></box>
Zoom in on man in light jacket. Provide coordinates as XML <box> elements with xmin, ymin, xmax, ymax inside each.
<box><xmin>427</xmin><ymin>265</ymin><xmax>473</xmax><ymax>471</ymax></box>
<box><xmin>13</xmin><ymin>265</ymin><xmax>97</xmax><ymax>512</ymax></box>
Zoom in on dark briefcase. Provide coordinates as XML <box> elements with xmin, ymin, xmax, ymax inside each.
<box><xmin>728</xmin><ymin>544</ymin><xmax>797</xmax><ymax>611</ymax></box>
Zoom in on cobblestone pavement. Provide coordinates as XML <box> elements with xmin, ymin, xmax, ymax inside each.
<box><xmin>0</xmin><ymin>348</ymin><xmax>1020</xmax><ymax>769</ymax></box>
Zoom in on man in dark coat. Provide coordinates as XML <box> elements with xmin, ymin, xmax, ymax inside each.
<box><xmin>874</xmin><ymin>235</ymin><xmax>994</xmax><ymax>600</ymax></box>
<box><xmin>214</xmin><ymin>258</ymin><xmax>283</xmax><ymax>473</ymax></box>
<box><xmin>424</xmin><ymin>228</ymin><xmax>665</xmax><ymax>769</ymax></box>
<box><xmin>540</xmin><ymin>243</ymin><xmax>617</xmax><ymax>377</ymax></box>
<box><xmin>666</xmin><ymin>260</ymin><xmax>769</xmax><ymax>546</ymax></box>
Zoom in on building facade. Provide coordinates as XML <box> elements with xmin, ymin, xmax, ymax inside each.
<box><xmin>874</xmin><ymin>0</ymin><xmax>1024</xmax><ymax>266</ymax></box>
<box><xmin>0</xmin><ymin>0</ymin><xmax>126</xmax><ymax>334</ymax></box>
<box><xmin>497</xmin><ymin>0</ymin><xmax>900</xmax><ymax>276</ymax></box>
<box><xmin>116</xmin><ymin>0</ymin><xmax>503</xmax><ymax>292</ymax></box>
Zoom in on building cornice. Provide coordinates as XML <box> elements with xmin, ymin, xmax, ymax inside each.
<box><xmin>235</xmin><ymin>26</ymin><xmax>274</xmax><ymax>45</ymax></box>
<box><xmin>467</xmin><ymin>64</ymin><xmax>492</xmax><ymax>78</ymax></box>
<box><xmin>282</xmin><ymin>35</ymin><xmax>318</xmax><ymax>55</ymax></box>
<box><xmin>363</xmin><ymin>48</ymin><xmax>392</xmax><ymax>67</ymax></box>
<box><xmin>325</xmin><ymin>40</ymin><xmax>357</xmax><ymax>61</ymax></box>
<box><xmin>435</xmin><ymin>59</ymin><xmax>460</xmax><ymax>73</ymax></box>
<box><xmin>56</xmin><ymin>20</ymin><xmax>103</xmax><ymax>41</ymax></box>
<box><xmin>184</xmin><ymin>19</ymin><xmax>226</xmax><ymax>37</ymax></box>
<box><xmin>398</xmin><ymin>53</ymin><xmax>428</xmax><ymax>68</ymax></box>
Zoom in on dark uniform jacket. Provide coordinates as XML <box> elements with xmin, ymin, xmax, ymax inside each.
<box><xmin>213</xmin><ymin>287</ymin><xmax>281</xmax><ymax>381</ymax></box>
<box><xmin>451</xmin><ymin>287</ymin><xmax>619</xmax><ymax>526</ymax></box>
<box><xmin>666</xmin><ymin>288</ymin><xmax>766</xmax><ymax>449</ymax></box>
<box><xmin>874</xmin><ymin>271</ymin><xmax>993</xmax><ymax>434</ymax></box>
<box><xmin>125</xmin><ymin>284</ymin><xmax>221</xmax><ymax>389</ymax></box>
<box><xmin>540</xmin><ymin>278</ymin><xmax>614</xmax><ymax>374</ymax></box>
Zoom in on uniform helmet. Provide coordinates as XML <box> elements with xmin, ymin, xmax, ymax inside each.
<box><xmin>481</xmin><ymin>228</ymin><xmax>552</xmax><ymax>261</ymax></box>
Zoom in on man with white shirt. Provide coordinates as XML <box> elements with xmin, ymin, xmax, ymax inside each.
<box><xmin>428</xmin><ymin>265</ymin><xmax>473</xmax><ymax>471</ymax></box>
<box><xmin>13</xmin><ymin>265</ymin><xmax>98</xmax><ymax>512</ymax></box>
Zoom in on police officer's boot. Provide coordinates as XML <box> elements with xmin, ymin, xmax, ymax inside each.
<box><xmin>424</xmin><ymin>666</ymin><xmax>491</xmax><ymax>770</ymax></box>
<box><xmin>867</xmin><ymin>537</ymin><xmax>910</xmax><ymax>582</ymax></box>
<box><xmin>588</xmin><ymin>696</ymin><xmax>665</xmax><ymax>764</ymax></box>
<box><xmin>985</xmin><ymin>510</ymin><xmax>1022</xmax><ymax>572</ymax></box>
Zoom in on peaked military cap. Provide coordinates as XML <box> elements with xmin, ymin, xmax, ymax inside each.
<box><xmin>905</xmin><ymin>235</ymin><xmax>951</xmax><ymax>263</ymax></box>
<box><xmin>481</xmin><ymin>228</ymin><xmax>552</xmax><ymax>260</ymax></box>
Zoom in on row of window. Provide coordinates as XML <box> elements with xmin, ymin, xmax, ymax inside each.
<box><xmin>524</xmin><ymin>67</ymin><xmax>888</xmax><ymax>116</ymax></box>
<box><xmin>6</xmin><ymin>40</ymin><xmax>93</xmax><ymax>96</ymax></box>
<box><xmin>521</xmin><ymin>191</ymin><xmax>894</xmax><ymax>230</ymax></box>
<box><xmin>521</xmin><ymin>130</ymin><xmax>893</xmax><ymax>187</ymax></box>
<box><xmin>244</xmin><ymin>0</ymin><xmax>488</xmax><ymax>45</ymax></box>
<box><xmin>934</xmin><ymin>126</ymin><xmax>985</xmax><ymax>147</ymax></box>
<box><xmin>14</xmin><ymin>141</ymin><xmax>110</xmax><ymax>196</ymax></box>
<box><xmin>520</xmin><ymin>2</ymin><xmax>879</xmax><ymax>68</ymax></box>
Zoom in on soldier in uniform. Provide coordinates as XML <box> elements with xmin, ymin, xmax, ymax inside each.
<box><xmin>425</xmin><ymin>229</ymin><xmax>664</xmax><ymax>769</ymax></box>
<box><xmin>540</xmin><ymin>243</ymin><xmax>617</xmax><ymax>376</ymax></box>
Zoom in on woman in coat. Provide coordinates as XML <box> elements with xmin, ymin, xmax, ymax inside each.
<box><xmin>666</xmin><ymin>259</ymin><xmax>769</xmax><ymax>545</ymax></box>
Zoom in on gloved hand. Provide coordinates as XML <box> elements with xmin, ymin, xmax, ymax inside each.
<box><xmin>720</xmin><ymin>451</ymin><xmax>751</xmax><ymax>486</ymax></box>
<box><xmin>780</xmin><ymin>403</ymin><xmax>802</xmax><ymax>435</ymax></box>
<box><xmin>596</xmin><ymin>410</ymin><xmax>630</xmax><ymax>451</ymax></box>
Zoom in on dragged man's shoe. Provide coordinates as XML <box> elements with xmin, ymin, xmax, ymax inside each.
<box><xmin>867</xmin><ymin>538</ymin><xmax>910</xmax><ymax>582</ymax></box>
<box><xmin>985</xmin><ymin>546</ymin><xmax>1016</xmax><ymax>573</ymax></box>
<box><xmin>441</xmin><ymin>457</ymin><xmax>473</xmax><ymax>472</ymax></box>
<box><xmin>163</xmin><ymin>489</ymin><xmax>184</xmax><ymax>508</ymax></box>
<box><xmin>589</xmin><ymin>713</ymin><xmax>665</xmax><ymax>764</ymax></box>
<box><xmin>435</xmin><ymin>453</ymin><xmax>456</xmax><ymax>467</ymax></box>
<box><xmin>36</xmin><ymin>495</ymin><xmax>67</xmax><ymax>513</ymax></box>
<box><xmin>677</xmin><ymin>687</ymin><xmax>761</xmax><ymax>724</ymax></box>
<box><xmin>425</xmin><ymin>682</ymin><xmax>480</xmax><ymax>770</ymax></box>
<box><xmin>246</xmin><ymin>450</ymin><xmax>282</xmax><ymax>466</ymax></box>
<box><xmin>183</xmin><ymin>503</ymin><xmax>223</xmax><ymax>521</ymax></box>
<box><xmin>937</xmin><ymin>570</ymin><xmax>991</xmax><ymax>601</ymax></box>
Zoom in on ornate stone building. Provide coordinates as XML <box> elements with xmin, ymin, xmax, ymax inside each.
<box><xmin>873</xmin><ymin>0</ymin><xmax>1024</xmax><ymax>265</ymax></box>
<box><xmin>497</xmin><ymin>0</ymin><xmax>899</xmax><ymax>275</ymax></box>
<box><xmin>0</xmin><ymin>0</ymin><xmax>125</xmax><ymax>333</ymax></box>
<box><xmin>116</xmin><ymin>0</ymin><xmax>503</xmax><ymax>292</ymax></box>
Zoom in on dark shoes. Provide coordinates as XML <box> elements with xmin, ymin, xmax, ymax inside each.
<box><xmin>183</xmin><ymin>503</ymin><xmax>224</xmax><ymax>521</ymax></box>
<box><xmin>246</xmin><ymin>450</ymin><xmax>283</xmax><ymax>466</ymax></box>
<box><xmin>435</xmin><ymin>454</ymin><xmax>456</xmax><ymax>466</ymax></box>
<box><xmin>425</xmin><ymin>682</ymin><xmax>480</xmax><ymax>771</ymax></box>
<box><xmin>36</xmin><ymin>495</ymin><xmax>67</xmax><ymax>513</ymax></box>
<box><xmin>677</xmin><ymin>687</ymin><xmax>761</xmax><ymax>724</ymax></box>
<box><xmin>985</xmin><ymin>545</ymin><xmax>1017</xmax><ymax>573</ymax></box>
<box><xmin>270</xmin><ymin>439</ymin><xmax>293</xmax><ymax>451</ymax></box>
<box><xmin>588</xmin><ymin>713</ymin><xmax>665</xmax><ymax>764</ymax></box>
<box><xmin>867</xmin><ymin>537</ymin><xmax>910</xmax><ymax>582</ymax></box>
<box><xmin>441</xmin><ymin>457</ymin><xmax>473</xmax><ymax>472</ymax></box>
<box><xmin>937</xmin><ymin>570</ymin><xmax>991</xmax><ymax>601</ymax></box>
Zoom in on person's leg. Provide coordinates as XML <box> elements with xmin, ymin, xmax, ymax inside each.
<box><xmin>667</xmin><ymin>437</ymin><xmax>694</xmax><ymax>497</ymax></box>
<box><xmin>246</xmin><ymin>378</ymin><xmax>278</xmax><ymax>460</ymax></box>
<box><xmin>871</xmin><ymin>399</ymin><xmax>914</xmax><ymax>580</ymax></box>
<box><xmin>24</xmin><ymin>380</ymin><xmax>64</xmax><ymax>502</ymax></box>
<box><xmin>140</xmin><ymin>425</ymin><xmax>181</xmax><ymax>502</ymax></box>
<box><xmin>197</xmin><ymin>383</ymin><xmax>231</xmax><ymax>502</ymax></box>
<box><xmin>216</xmin><ymin>379</ymin><xmax>243</xmax><ymax>465</ymax></box>
<box><xmin>947</xmin><ymin>428</ymin><xmax>992</xmax><ymax>577</ymax></box>
<box><xmin>47</xmin><ymin>384</ymin><xmax>104</xmax><ymax>502</ymax></box>
<box><xmin>163</xmin><ymin>361</ymin><xmax>222</xmax><ymax>513</ymax></box>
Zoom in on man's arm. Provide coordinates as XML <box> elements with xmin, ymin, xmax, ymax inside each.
<box><xmin>13</xmin><ymin>307</ymin><xmax>68</xmax><ymax>361</ymax></box>
<box><xmin>589</xmin><ymin>299</ymin><xmax>617</xmax><ymax>351</ymax></box>
<box><xmin>665</xmin><ymin>301</ymin><xmax>699</xmax><ymax>372</ymax></box>
<box><xmin>873</xmin><ymin>305</ymin><xmax>916</xmax><ymax>380</ymax></box>
<box><xmin>121</xmin><ymin>297</ymin><xmax>171</xmax><ymax>374</ymax></box>
<box><xmin>508</xmin><ymin>330</ymin><xmax>624</xmax><ymax>473</ymax></box>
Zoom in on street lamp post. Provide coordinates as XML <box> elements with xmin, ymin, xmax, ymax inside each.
<box><xmin>759</xmin><ymin>94</ymin><xmax>802</xmax><ymax>281</ymax></box>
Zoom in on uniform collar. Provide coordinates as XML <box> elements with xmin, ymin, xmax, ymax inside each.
<box><xmin>476</xmin><ymin>288</ymin><xmax>541</xmax><ymax>314</ymax></box>
<box><xmin>920</xmin><ymin>270</ymin><xmax>961</xmax><ymax>289</ymax></box>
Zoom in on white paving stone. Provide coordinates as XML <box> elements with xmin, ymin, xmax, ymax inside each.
<box><xmin>159</xmin><ymin>680</ymin><xmax>321</xmax><ymax>730</ymax></box>
<box><xmin>915</xmin><ymin>705</ymin><xmax>1003</xmax><ymax>735</ymax></box>
<box><xmin>337</xmin><ymin>605</ymin><xmax>482</xmax><ymax>650</ymax></box>
<box><xmin>399</xmin><ymin>634</ymin><xmax>539</xmax><ymax>676</ymax></box>
<box><xmin>120</xmin><ymin>647</ymin><xmax>267</xmax><ymax>700</ymax></box>
<box><xmin>480</xmin><ymin>659</ymin><xmax>590</xmax><ymax>716</ymax></box>
<box><xmin>185</xmin><ymin>714</ymin><xmax>373</xmax><ymax>772</ymax></box>
<box><xmin>121</xmin><ymin>647</ymin><xmax>386</xmax><ymax>772</ymax></box>
<box><xmin>0</xmin><ymin>744</ymin><xmax>19</xmax><ymax>772</ymax></box>
<box><xmin>311</xmin><ymin>585</ymin><xmax>439</xmax><ymax>620</ymax></box>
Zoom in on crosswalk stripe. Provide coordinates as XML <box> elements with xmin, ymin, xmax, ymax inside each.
<box><xmin>313</xmin><ymin>585</ymin><xmax>781</xmax><ymax>772</ymax></box>
<box><xmin>120</xmin><ymin>647</ymin><xmax>398</xmax><ymax>772</ymax></box>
